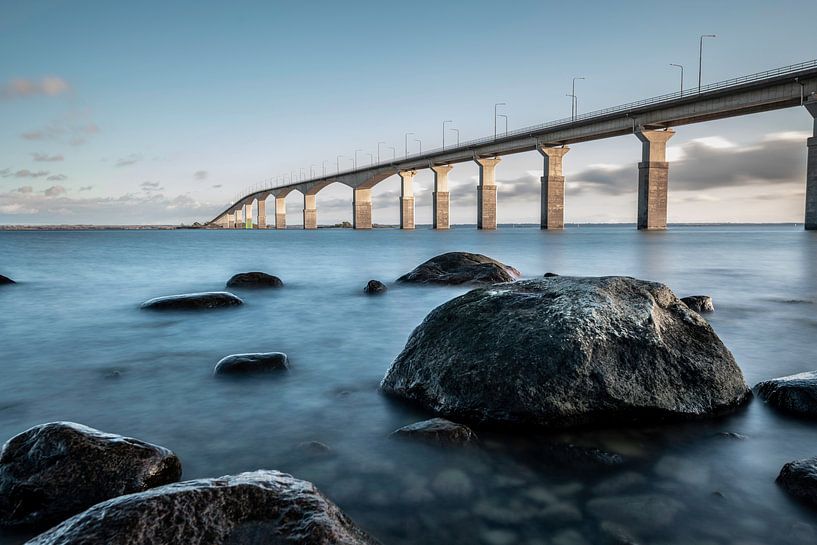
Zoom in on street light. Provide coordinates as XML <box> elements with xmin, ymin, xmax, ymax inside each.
<box><xmin>322</xmin><ymin>160</ymin><xmax>327</xmax><ymax>176</ymax></box>
<box><xmin>450</xmin><ymin>127</ymin><xmax>460</xmax><ymax>146</ymax></box>
<box><xmin>367</xmin><ymin>152</ymin><xmax>374</xmax><ymax>166</ymax></box>
<box><xmin>354</xmin><ymin>149</ymin><xmax>362</xmax><ymax>169</ymax></box>
<box><xmin>404</xmin><ymin>132</ymin><xmax>414</xmax><ymax>158</ymax></box>
<box><xmin>377</xmin><ymin>141</ymin><xmax>385</xmax><ymax>163</ymax></box>
<box><xmin>310</xmin><ymin>165</ymin><xmax>316</xmax><ymax>178</ymax></box>
<box><xmin>494</xmin><ymin>103</ymin><xmax>506</xmax><ymax>139</ymax></box>
<box><xmin>415</xmin><ymin>138</ymin><xmax>422</xmax><ymax>154</ymax></box>
<box><xmin>498</xmin><ymin>114</ymin><xmax>508</xmax><ymax>136</ymax></box>
<box><xmin>698</xmin><ymin>34</ymin><xmax>716</xmax><ymax>93</ymax></box>
<box><xmin>388</xmin><ymin>146</ymin><xmax>396</xmax><ymax>160</ymax></box>
<box><xmin>670</xmin><ymin>63</ymin><xmax>684</xmax><ymax>95</ymax></box>
<box><xmin>571</xmin><ymin>77</ymin><xmax>585</xmax><ymax>120</ymax></box>
<box><xmin>442</xmin><ymin>120</ymin><xmax>452</xmax><ymax>149</ymax></box>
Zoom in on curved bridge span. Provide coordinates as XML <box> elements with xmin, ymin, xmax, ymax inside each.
<box><xmin>209</xmin><ymin>60</ymin><xmax>817</xmax><ymax>231</ymax></box>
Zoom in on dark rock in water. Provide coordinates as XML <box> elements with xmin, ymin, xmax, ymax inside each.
<box><xmin>140</xmin><ymin>291</ymin><xmax>243</xmax><ymax>310</ymax></box>
<box><xmin>381</xmin><ymin>276</ymin><xmax>750</xmax><ymax>429</ymax></box>
<box><xmin>25</xmin><ymin>470</ymin><xmax>380</xmax><ymax>545</ymax></box>
<box><xmin>391</xmin><ymin>418</ymin><xmax>476</xmax><ymax>445</ymax></box>
<box><xmin>543</xmin><ymin>272</ymin><xmax>559</xmax><ymax>277</ymax></box>
<box><xmin>297</xmin><ymin>441</ymin><xmax>332</xmax><ymax>456</ymax></box>
<box><xmin>0</xmin><ymin>274</ymin><xmax>14</xmax><ymax>285</ymax></box>
<box><xmin>755</xmin><ymin>371</ymin><xmax>817</xmax><ymax>418</ymax></box>
<box><xmin>540</xmin><ymin>442</ymin><xmax>624</xmax><ymax>468</ymax></box>
<box><xmin>681</xmin><ymin>295</ymin><xmax>715</xmax><ymax>313</ymax></box>
<box><xmin>364</xmin><ymin>280</ymin><xmax>387</xmax><ymax>295</ymax></box>
<box><xmin>226</xmin><ymin>272</ymin><xmax>283</xmax><ymax>289</ymax></box>
<box><xmin>716</xmin><ymin>431</ymin><xmax>747</xmax><ymax>440</ymax></box>
<box><xmin>397</xmin><ymin>252</ymin><xmax>520</xmax><ymax>285</ymax></box>
<box><xmin>0</xmin><ymin>422</ymin><xmax>181</xmax><ymax>529</ymax></box>
<box><xmin>777</xmin><ymin>456</ymin><xmax>817</xmax><ymax>508</ymax></box>
<box><xmin>214</xmin><ymin>352</ymin><xmax>289</xmax><ymax>375</ymax></box>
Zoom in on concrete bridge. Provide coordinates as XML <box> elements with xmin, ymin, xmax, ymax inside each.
<box><xmin>209</xmin><ymin>59</ymin><xmax>817</xmax><ymax>231</ymax></box>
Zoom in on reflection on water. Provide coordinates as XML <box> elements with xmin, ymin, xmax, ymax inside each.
<box><xmin>1</xmin><ymin>225</ymin><xmax>816</xmax><ymax>544</ymax></box>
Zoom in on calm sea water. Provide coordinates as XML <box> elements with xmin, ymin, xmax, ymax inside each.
<box><xmin>1</xmin><ymin>225</ymin><xmax>816</xmax><ymax>545</ymax></box>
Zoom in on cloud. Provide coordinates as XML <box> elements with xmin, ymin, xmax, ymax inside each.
<box><xmin>115</xmin><ymin>154</ymin><xmax>142</xmax><ymax>167</ymax></box>
<box><xmin>5</xmin><ymin>169</ymin><xmax>50</xmax><ymax>178</ymax></box>
<box><xmin>194</xmin><ymin>170</ymin><xmax>208</xmax><ymax>180</ymax></box>
<box><xmin>79</xmin><ymin>185</ymin><xmax>93</xmax><ymax>191</ymax></box>
<box><xmin>44</xmin><ymin>185</ymin><xmax>67</xmax><ymax>197</ymax></box>
<box><xmin>1</xmin><ymin>77</ymin><xmax>70</xmax><ymax>99</ymax></box>
<box><xmin>15</xmin><ymin>186</ymin><xmax>33</xmax><ymax>194</ymax></box>
<box><xmin>20</xmin><ymin>112</ymin><xmax>100</xmax><ymax>145</ymax></box>
<box><xmin>32</xmin><ymin>153</ymin><xmax>64</xmax><ymax>162</ymax></box>
<box><xmin>211</xmin><ymin>184</ymin><xmax>222</xmax><ymax>188</ymax></box>
<box><xmin>140</xmin><ymin>181</ymin><xmax>163</xmax><ymax>192</ymax></box>
<box><xmin>47</xmin><ymin>174</ymin><xmax>67</xmax><ymax>181</ymax></box>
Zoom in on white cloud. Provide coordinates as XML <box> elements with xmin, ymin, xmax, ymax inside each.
<box><xmin>1</xmin><ymin>77</ymin><xmax>70</xmax><ymax>99</ymax></box>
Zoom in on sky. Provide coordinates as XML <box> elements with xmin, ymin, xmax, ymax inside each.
<box><xmin>1</xmin><ymin>0</ymin><xmax>816</xmax><ymax>225</ymax></box>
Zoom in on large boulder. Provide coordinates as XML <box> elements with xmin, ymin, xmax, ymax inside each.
<box><xmin>140</xmin><ymin>291</ymin><xmax>243</xmax><ymax>310</ymax></box>
<box><xmin>381</xmin><ymin>276</ymin><xmax>750</xmax><ymax>429</ymax></box>
<box><xmin>214</xmin><ymin>352</ymin><xmax>289</xmax><ymax>375</ymax></box>
<box><xmin>391</xmin><ymin>418</ymin><xmax>476</xmax><ymax>445</ymax></box>
<box><xmin>397</xmin><ymin>252</ymin><xmax>520</xmax><ymax>285</ymax></box>
<box><xmin>25</xmin><ymin>470</ymin><xmax>380</xmax><ymax>545</ymax></box>
<box><xmin>755</xmin><ymin>371</ymin><xmax>817</xmax><ymax>417</ymax></box>
<box><xmin>0</xmin><ymin>274</ymin><xmax>14</xmax><ymax>285</ymax></box>
<box><xmin>364</xmin><ymin>280</ymin><xmax>387</xmax><ymax>295</ymax></box>
<box><xmin>777</xmin><ymin>456</ymin><xmax>817</xmax><ymax>508</ymax></box>
<box><xmin>681</xmin><ymin>295</ymin><xmax>714</xmax><ymax>313</ymax></box>
<box><xmin>226</xmin><ymin>272</ymin><xmax>283</xmax><ymax>289</ymax></box>
<box><xmin>0</xmin><ymin>422</ymin><xmax>181</xmax><ymax>529</ymax></box>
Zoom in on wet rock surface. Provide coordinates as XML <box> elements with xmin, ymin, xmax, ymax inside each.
<box><xmin>140</xmin><ymin>291</ymin><xmax>243</xmax><ymax>310</ymax></box>
<box><xmin>777</xmin><ymin>456</ymin><xmax>817</xmax><ymax>508</ymax></box>
<box><xmin>391</xmin><ymin>418</ymin><xmax>476</xmax><ymax>446</ymax></box>
<box><xmin>397</xmin><ymin>252</ymin><xmax>520</xmax><ymax>285</ymax></box>
<box><xmin>382</xmin><ymin>276</ymin><xmax>751</xmax><ymax>429</ymax></box>
<box><xmin>364</xmin><ymin>280</ymin><xmax>387</xmax><ymax>294</ymax></box>
<box><xmin>0</xmin><ymin>274</ymin><xmax>14</xmax><ymax>285</ymax></box>
<box><xmin>214</xmin><ymin>352</ymin><xmax>289</xmax><ymax>375</ymax></box>
<box><xmin>226</xmin><ymin>272</ymin><xmax>283</xmax><ymax>289</ymax></box>
<box><xmin>0</xmin><ymin>422</ymin><xmax>181</xmax><ymax>529</ymax></box>
<box><xmin>681</xmin><ymin>295</ymin><xmax>715</xmax><ymax>313</ymax></box>
<box><xmin>755</xmin><ymin>371</ymin><xmax>817</xmax><ymax>417</ymax></box>
<box><xmin>25</xmin><ymin>470</ymin><xmax>380</xmax><ymax>545</ymax></box>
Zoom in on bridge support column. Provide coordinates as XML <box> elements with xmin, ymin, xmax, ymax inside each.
<box><xmin>805</xmin><ymin>98</ymin><xmax>817</xmax><ymax>230</ymax></box>
<box><xmin>538</xmin><ymin>146</ymin><xmax>569</xmax><ymax>229</ymax></box>
<box><xmin>636</xmin><ymin>129</ymin><xmax>675</xmax><ymax>230</ymax></box>
<box><xmin>353</xmin><ymin>188</ymin><xmax>372</xmax><ymax>229</ymax></box>
<box><xmin>233</xmin><ymin>208</ymin><xmax>243</xmax><ymax>229</ymax></box>
<box><xmin>475</xmin><ymin>157</ymin><xmax>500</xmax><ymax>230</ymax></box>
<box><xmin>257</xmin><ymin>199</ymin><xmax>267</xmax><ymax>229</ymax></box>
<box><xmin>243</xmin><ymin>203</ymin><xmax>253</xmax><ymax>229</ymax></box>
<box><xmin>304</xmin><ymin>194</ymin><xmax>317</xmax><ymax>230</ymax></box>
<box><xmin>274</xmin><ymin>197</ymin><xmax>286</xmax><ymax>229</ymax></box>
<box><xmin>399</xmin><ymin>170</ymin><xmax>416</xmax><ymax>229</ymax></box>
<box><xmin>225</xmin><ymin>212</ymin><xmax>235</xmax><ymax>229</ymax></box>
<box><xmin>431</xmin><ymin>165</ymin><xmax>452</xmax><ymax>230</ymax></box>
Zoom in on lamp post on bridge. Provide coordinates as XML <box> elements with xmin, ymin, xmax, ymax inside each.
<box><xmin>336</xmin><ymin>155</ymin><xmax>343</xmax><ymax>174</ymax></box>
<box><xmin>698</xmin><ymin>34</ymin><xmax>716</xmax><ymax>93</ymax></box>
<box><xmin>310</xmin><ymin>165</ymin><xmax>316</xmax><ymax>178</ymax></box>
<box><xmin>415</xmin><ymin>138</ymin><xmax>422</xmax><ymax>154</ymax></box>
<box><xmin>322</xmin><ymin>160</ymin><xmax>327</xmax><ymax>176</ymax></box>
<box><xmin>571</xmin><ymin>77</ymin><xmax>585</xmax><ymax>120</ymax></box>
<box><xmin>494</xmin><ymin>103</ymin><xmax>506</xmax><ymax>139</ymax></box>
<box><xmin>404</xmin><ymin>132</ymin><xmax>414</xmax><ymax>158</ymax></box>
<box><xmin>498</xmin><ymin>114</ymin><xmax>508</xmax><ymax>136</ymax></box>
<box><xmin>377</xmin><ymin>141</ymin><xmax>385</xmax><ymax>163</ymax></box>
<box><xmin>354</xmin><ymin>149</ymin><xmax>362</xmax><ymax>169</ymax></box>
<box><xmin>388</xmin><ymin>146</ymin><xmax>396</xmax><ymax>160</ymax></box>
<box><xmin>670</xmin><ymin>63</ymin><xmax>684</xmax><ymax>95</ymax></box>
<box><xmin>450</xmin><ymin>127</ymin><xmax>459</xmax><ymax>146</ymax></box>
<box><xmin>442</xmin><ymin>120</ymin><xmax>452</xmax><ymax>150</ymax></box>
<box><xmin>367</xmin><ymin>152</ymin><xmax>374</xmax><ymax>166</ymax></box>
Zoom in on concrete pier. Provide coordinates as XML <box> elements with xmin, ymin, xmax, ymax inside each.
<box><xmin>806</xmin><ymin>98</ymin><xmax>817</xmax><ymax>230</ymax></box>
<box><xmin>234</xmin><ymin>207</ymin><xmax>243</xmax><ymax>229</ymax></box>
<box><xmin>354</xmin><ymin>188</ymin><xmax>372</xmax><ymax>229</ymax></box>
<box><xmin>398</xmin><ymin>170</ymin><xmax>416</xmax><ymax>230</ymax></box>
<box><xmin>538</xmin><ymin>146</ymin><xmax>569</xmax><ymax>229</ymax></box>
<box><xmin>225</xmin><ymin>212</ymin><xmax>235</xmax><ymax>229</ymax></box>
<box><xmin>243</xmin><ymin>203</ymin><xmax>253</xmax><ymax>229</ymax></box>
<box><xmin>475</xmin><ymin>157</ymin><xmax>500</xmax><ymax>230</ymax></box>
<box><xmin>304</xmin><ymin>194</ymin><xmax>317</xmax><ymax>230</ymax></box>
<box><xmin>257</xmin><ymin>199</ymin><xmax>267</xmax><ymax>229</ymax></box>
<box><xmin>636</xmin><ymin>129</ymin><xmax>675</xmax><ymax>230</ymax></box>
<box><xmin>431</xmin><ymin>164</ymin><xmax>452</xmax><ymax>230</ymax></box>
<box><xmin>275</xmin><ymin>196</ymin><xmax>286</xmax><ymax>230</ymax></box>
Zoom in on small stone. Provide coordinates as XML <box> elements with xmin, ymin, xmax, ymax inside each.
<box><xmin>431</xmin><ymin>468</ymin><xmax>473</xmax><ymax>498</ymax></box>
<box><xmin>297</xmin><ymin>441</ymin><xmax>331</xmax><ymax>456</ymax></box>
<box><xmin>391</xmin><ymin>418</ymin><xmax>476</xmax><ymax>445</ymax></box>
<box><xmin>226</xmin><ymin>271</ymin><xmax>283</xmax><ymax>288</ymax></box>
<box><xmin>0</xmin><ymin>274</ymin><xmax>14</xmax><ymax>285</ymax></box>
<box><xmin>681</xmin><ymin>295</ymin><xmax>714</xmax><ymax>313</ymax></box>
<box><xmin>543</xmin><ymin>272</ymin><xmax>559</xmax><ymax>277</ymax></box>
<box><xmin>140</xmin><ymin>291</ymin><xmax>243</xmax><ymax>310</ymax></box>
<box><xmin>213</xmin><ymin>352</ymin><xmax>288</xmax><ymax>375</ymax></box>
<box><xmin>364</xmin><ymin>280</ymin><xmax>387</xmax><ymax>294</ymax></box>
<box><xmin>715</xmin><ymin>431</ymin><xmax>747</xmax><ymax>440</ymax></box>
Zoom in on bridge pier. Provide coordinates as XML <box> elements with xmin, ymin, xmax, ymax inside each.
<box><xmin>431</xmin><ymin>164</ymin><xmax>452</xmax><ymax>230</ymax></box>
<box><xmin>636</xmin><ymin>129</ymin><xmax>675</xmax><ymax>230</ymax></box>
<box><xmin>475</xmin><ymin>157</ymin><xmax>500</xmax><ymax>230</ymax></box>
<box><xmin>353</xmin><ymin>188</ymin><xmax>372</xmax><ymax>229</ymax></box>
<box><xmin>805</xmin><ymin>98</ymin><xmax>817</xmax><ymax>230</ymax></box>
<box><xmin>224</xmin><ymin>212</ymin><xmax>235</xmax><ymax>229</ymax></box>
<box><xmin>399</xmin><ymin>170</ymin><xmax>416</xmax><ymax>229</ymax></box>
<box><xmin>538</xmin><ymin>146</ymin><xmax>569</xmax><ymax>229</ymax></box>
<box><xmin>274</xmin><ymin>196</ymin><xmax>286</xmax><ymax>229</ymax></box>
<box><xmin>243</xmin><ymin>203</ymin><xmax>253</xmax><ymax>229</ymax></box>
<box><xmin>233</xmin><ymin>207</ymin><xmax>243</xmax><ymax>229</ymax></box>
<box><xmin>257</xmin><ymin>199</ymin><xmax>267</xmax><ymax>229</ymax></box>
<box><xmin>304</xmin><ymin>194</ymin><xmax>317</xmax><ymax>230</ymax></box>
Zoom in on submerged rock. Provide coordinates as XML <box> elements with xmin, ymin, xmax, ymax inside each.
<box><xmin>226</xmin><ymin>272</ymin><xmax>283</xmax><ymax>289</ymax></box>
<box><xmin>777</xmin><ymin>456</ymin><xmax>817</xmax><ymax>508</ymax></box>
<box><xmin>25</xmin><ymin>470</ymin><xmax>380</xmax><ymax>545</ymax></box>
<box><xmin>586</xmin><ymin>493</ymin><xmax>685</xmax><ymax>531</ymax></box>
<box><xmin>364</xmin><ymin>280</ymin><xmax>387</xmax><ymax>295</ymax></box>
<box><xmin>544</xmin><ymin>272</ymin><xmax>559</xmax><ymax>278</ymax></box>
<box><xmin>140</xmin><ymin>291</ymin><xmax>243</xmax><ymax>310</ymax></box>
<box><xmin>397</xmin><ymin>252</ymin><xmax>520</xmax><ymax>285</ymax></box>
<box><xmin>755</xmin><ymin>371</ymin><xmax>817</xmax><ymax>417</ymax></box>
<box><xmin>381</xmin><ymin>276</ymin><xmax>750</xmax><ymax>429</ymax></box>
<box><xmin>214</xmin><ymin>352</ymin><xmax>289</xmax><ymax>375</ymax></box>
<box><xmin>0</xmin><ymin>422</ymin><xmax>181</xmax><ymax>529</ymax></box>
<box><xmin>0</xmin><ymin>274</ymin><xmax>14</xmax><ymax>285</ymax></box>
<box><xmin>391</xmin><ymin>418</ymin><xmax>476</xmax><ymax>445</ymax></box>
<box><xmin>681</xmin><ymin>295</ymin><xmax>715</xmax><ymax>313</ymax></box>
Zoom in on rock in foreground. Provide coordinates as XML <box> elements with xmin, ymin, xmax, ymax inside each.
<box><xmin>397</xmin><ymin>252</ymin><xmax>520</xmax><ymax>285</ymax></box>
<box><xmin>382</xmin><ymin>276</ymin><xmax>750</xmax><ymax>429</ymax></box>
<box><xmin>226</xmin><ymin>272</ymin><xmax>283</xmax><ymax>289</ymax></box>
<box><xmin>26</xmin><ymin>471</ymin><xmax>380</xmax><ymax>545</ymax></box>
<box><xmin>755</xmin><ymin>371</ymin><xmax>817</xmax><ymax>417</ymax></box>
<box><xmin>681</xmin><ymin>295</ymin><xmax>714</xmax><ymax>313</ymax></box>
<box><xmin>0</xmin><ymin>422</ymin><xmax>181</xmax><ymax>528</ymax></box>
<box><xmin>0</xmin><ymin>274</ymin><xmax>14</xmax><ymax>285</ymax></box>
<box><xmin>777</xmin><ymin>456</ymin><xmax>817</xmax><ymax>508</ymax></box>
<box><xmin>364</xmin><ymin>280</ymin><xmax>387</xmax><ymax>294</ymax></box>
<box><xmin>214</xmin><ymin>352</ymin><xmax>289</xmax><ymax>375</ymax></box>
<box><xmin>140</xmin><ymin>291</ymin><xmax>243</xmax><ymax>310</ymax></box>
<box><xmin>391</xmin><ymin>418</ymin><xmax>476</xmax><ymax>445</ymax></box>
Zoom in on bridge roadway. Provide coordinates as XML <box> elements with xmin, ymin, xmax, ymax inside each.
<box><xmin>208</xmin><ymin>60</ymin><xmax>817</xmax><ymax>231</ymax></box>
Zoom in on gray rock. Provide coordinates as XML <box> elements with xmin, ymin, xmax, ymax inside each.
<box><xmin>397</xmin><ymin>252</ymin><xmax>520</xmax><ymax>285</ymax></box>
<box><xmin>0</xmin><ymin>422</ymin><xmax>181</xmax><ymax>529</ymax></box>
<box><xmin>539</xmin><ymin>442</ymin><xmax>624</xmax><ymax>468</ymax></box>
<box><xmin>364</xmin><ymin>280</ymin><xmax>387</xmax><ymax>294</ymax></box>
<box><xmin>681</xmin><ymin>295</ymin><xmax>714</xmax><ymax>313</ymax></box>
<box><xmin>715</xmin><ymin>431</ymin><xmax>747</xmax><ymax>440</ymax></box>
<box><xmin>226</xmin><ymin>272</ymin><xmax>283</xmax><ymax>289</ymax></box>
<box><xmin>25</xmin><ymin>470</ymin><xmax>379</xmax><ymax>545</ymax></box>
<box><xmin>755</xmin><ymin>371</ymin><xmax>817</xmax><ymax>417</ymax></box>
<box><xmin>382</xmin><ymin>276</ymin><xmax>750</xmax><ymax>429</ymax></box>
<box><xmin>391</xmin><ymin>418</ymin><xmax>476</xmax><ymax>445</ymax></box>
<box><xmin>140</xmin><ymin>291</ymin><xmax>243</xmax><ymax>310</ymax></box>
<box><xmin>214</xmin><ymin>352</ymin><xmax>289</xmax><ymax>375</ymax></box>
<box><xmin>0</xmin><ymin>274</ymin><xmax>14</xmax><ymax>285</ymax></box>
<box><xmin>297</xmin><ymin>441</ymin><xmax>331</xmax><ymax>456</ymax></box>
<box><xmin>777</xmin><ymin>456</ymin><xmax>817</xmax><ymax>508</ymax></box>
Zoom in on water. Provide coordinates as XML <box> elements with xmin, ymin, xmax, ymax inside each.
<box><xmin>1</xmin><ymin>225</ymin><xmax>816</xmax><ymax>545</ymax></box>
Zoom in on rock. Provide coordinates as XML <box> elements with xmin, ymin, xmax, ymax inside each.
<box><xmin>543</xmin><ymin>272</ymin><xmax>559</xmax><ymax>277</ymax></box>
<box><xmin>715</xmin><ymin>431</ymin><xmax>747</xmax><ymax>440</ymax></box>
<box><xmin>25</xmin><ymin>470</ymin><xmax>379</xmax><ymax>545</ymax></box>
<box><xmin>777</xmin><ymin>456</ymin><xmax>817</xmax><ymax>508</ymax></box>
<box><xmin>681</xmin><ymin>295</ymin><xmax>715</xmax><ymax>313</ymax></box>
<box><xmin>214</xmin><ymin>352</ymin><xmax>289</xmax><ymax>375</ymax></box>
<box><xmin>755</xmin><ymin>371</ymin><xmax>817</xmax><ymax>417</ymax></box>
<box><xmin>226</xmin><ymin>272</ymin><xmax>283</xmax><ymax>289</ymax></box>
<box><xmin>539</xmin><ymin>442</ymin><xmax>624</xmax><ymax>468</ymax></box>
<box><xmin>364</xmin><ymin>280</ymin><xmax>387</xmax><ymax>294</ymax></box>
<box><xmin>391</xmin><ymin>418</ymin><xmax>476</xmax><ymax>445</ymax></box>
<box><xmin>140</xmin><ymin>291</ymin><xmax>243</xmax><ymax>310</ymax></box>
<box><xmin>0</xmin><ymin>274</ymin><xmax>14</xmax><ymax>285</ymax></box>
<box><xmin>297</xmin><ymin>441</ymin><xmax>331</xmax><ymax>456</ymax></box>
<box><xmin>397</xmin><ymin>252</ymin><xmax>520</xmax><ymax>285</ymax></box>
<box><xmin>586</xmin><ymin>493</ymin><xmax>685</xmax><ymax>531</ymax></box>
<box><xmin>381</xmin><ymin>276</ymin><xmax>750</xmax><ymax>429</ymax></box>
<box><xmin>0</xmin><ymin>422</ymin><xmax>181</xmax><ymax>529</ymax></box>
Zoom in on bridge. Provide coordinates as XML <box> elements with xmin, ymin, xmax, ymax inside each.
<box><xmin>208</xmin><ymin>59</ymin><xmax>817</xmax><ymax>231</ymax></box>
